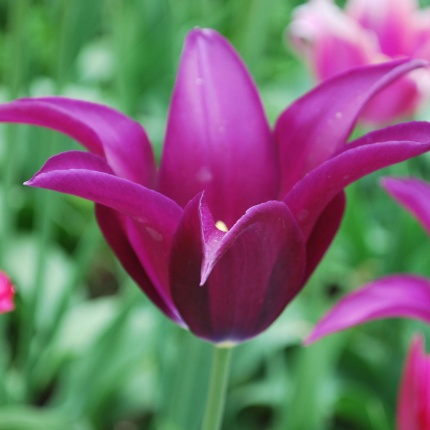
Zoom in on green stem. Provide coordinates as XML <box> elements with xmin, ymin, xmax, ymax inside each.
<box><xmin>202</xmin><ymin>345</ymin><xmax>233</xmax><ymax>430</ymax></box>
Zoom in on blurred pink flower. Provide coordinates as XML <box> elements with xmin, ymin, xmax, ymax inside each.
<box><xmin>0</xmin><ymin>271</ymin><xmax>15</xmax><ymax>313</ymax></box>
<box><xmin>0</xmin><ymin>30</ymin><xmax>429</xmax><ymax>343</ymax></box>
<box><xmin>307</xmin><ymin>177</ymin><xmax>430</xmax><ymax>344</ymax></box>
<box><xmin>289</xmin><ymin>0</ymin><xmax>430</xmax><ymax>124</ymax></box>
<box><xmin>398</xmin><ymin>336</ymin><xmax>430</xmax><ymax>430</ymax></box>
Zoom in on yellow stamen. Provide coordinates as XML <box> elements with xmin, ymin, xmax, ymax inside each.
<box><xmin>215</xmin><ymin>220</ymin><xmax>228</xmax><ymax>232</ymax></box>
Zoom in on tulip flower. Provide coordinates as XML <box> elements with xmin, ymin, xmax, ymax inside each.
<box><xmin>289</xmin><ymin>0</ymin><xmax>430</xmax><ymax>124</ymax></box>
<box><xmin>0</xmin><ymin>271</ymin><xmax>15</xmax><ymax>313</ymax></box>
<box><xmin>307</xmin><ymin>177</ymin><xmax>430</xmax><ymax>344</ymax></box>
<box><xmin>398</xmin><ymin>336</ymin><xmax>430</xmax><ymax>430</ymax></box>
<box><xmin>0</xmin><ymin>29</ymin><xmax>430</xmax><ymax>344</ymax></box>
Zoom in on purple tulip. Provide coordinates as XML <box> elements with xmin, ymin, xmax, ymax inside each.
<box><xmin>398</xmin><ymin>336</ymin><xmax>430</xmax><ymax>430</ymax></box>
<box><xmin>0</xmin><ymin>29</ymin><xmax>430</xmax><ymax>343</ymax></box>
<box><xmin>289</xmin><ymin>0</ymin><xmax>430</xmax><ymax>124</ymax></box>
<box><xmin>0</xmin><ymin>271</ymin><xmax>15</xmax><ymax>313</ymax></box>
<box><xmin>307</xmin><ymin>177</ymin><xmax>430</xmax><ymax>344</ymax></box>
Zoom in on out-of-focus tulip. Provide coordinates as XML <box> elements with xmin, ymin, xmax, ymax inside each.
<box><xmin>398</xmin><ymin>336</ymin><xmax>430</xmax><ymax>430</ymax></box>
<box><xmin>289</xmin><ymin>0</ymin><xmax>430</xmax><ymax>124</ymax></box>
<box><xmin>0</xmin><ymin>271</ymin><xmax>15</xmax><ymax>313</ymax></box>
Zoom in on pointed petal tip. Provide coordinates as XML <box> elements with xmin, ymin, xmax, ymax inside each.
<box><xmin>379</xmin><ymin>175</ymin><xmax>430</xmax><ymax>234</ymax></box>
<box><xmin>183</xmin><ymin>28</ymin><xmax>234</xmax><ymax>63</ymax></box>
<box><xmin>187</xmin><ymin>27</ymin><xmax>221</xmax><ymax>42</ymax></box>
<box><xmin>303</xmin><ymin>331</ymin><xmax>322</xmax><ymax>345</ymax></box>
<box><xmin>183</xmin><ymin>28</ymin><xmax>235</xmax><ymax>62</ymax></box>
<box><xmin>24</xmin><ymin>176</ymin><xmax>38</xmax><ymax>187</ymax></box>
<box><xmin>379</xmin><ymin>176</ymin><xmax>406</xmax><ymax>193</ymax></box>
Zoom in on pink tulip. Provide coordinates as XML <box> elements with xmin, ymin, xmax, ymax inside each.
<box><xmin>289</xmin><ymin>0</ymin><xmax>430</xmax><ymax>124</ymax></box>
<box><xmin>0</xmin><ymin>271</ymin><xmax>15</xmax><ymax>313</ymax></box>
<box><xmin>398</xmin><ymin>336</ymin><xmax>430</xmax><ymax>430</ymax></box>
<box><xmin>0</xmin><ymin>30</ymin><xmax>430</xmax><ymax>343</ymax></box>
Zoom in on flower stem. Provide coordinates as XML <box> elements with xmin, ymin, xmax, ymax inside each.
<box><xmin>202</xmin><ymin>345</ymin><xmax>233</xmax><ymax>430</ymax></box>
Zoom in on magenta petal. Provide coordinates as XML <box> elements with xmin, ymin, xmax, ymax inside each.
<box><xmin>304</xmin><ymin>192</ymin><xmax>346</xmax><ymax>282</ymax></box>
<box><xmin>359</xmin><ymin>74</ymin><xmax>421</xmax><ymax>124</ymax></box>
<box><xmin>285</xmin><ymin>122</ymin><xmax>430</xmax><ymax>238</ymax></box>
<box><xmin>0</xmin><ymin>97</ymin><xmax>156</xmax><ymax>186</ymax></box>
<box><xmin>382</xmin><ymin>177</ymin><xmax>430</xmax><ymax>236</ymax></box>
<box><xmin>0</xmin><ymin>271</ymin><xmax>15</xmax><ymax>313</ymax></box>
<box><xmin>275</xmin><ymin>58</ymin><xmax>427</xmax><ymax>197</ymax></box>
<box><xmin>26</xmin><ymin>151</ymin><xmax>182</xmax><ymax>223</ymax></box>
<box><xmin>27</xmin><ymin>150</ymin><xmax>113</xmax><ymax>175</ymax></box>
<box><xmin>169</xmin><ymin>195</ymin><xmax>306</xmax><ymax>343</ymax></box>
<box><xmin>123</xmin><ymin>217</ymin><xmax>181</xmax><ymax>319</ymax></box>
<box><xmin>26</xmin><ymin>151</ymin><xmax>183</xmax><ymax>319</ymax></box>
<box><xmin>306</xmin><ymin>275</ymin><xmax>430</xmax><ymax>344</ymax></box>
<box><xmin>95</xmin><ymin>205</ymin><xmax>182</xmax><ymax>324</ymax></box>
<box><xmin>158</xmin><ymin>28</ymin><xmax>278</xmax><ymax>227</ymax></box>
<box><xmin>398</xmin><ymin>336</ymin><xmax>430</xmax><ymax>430</ymax></box>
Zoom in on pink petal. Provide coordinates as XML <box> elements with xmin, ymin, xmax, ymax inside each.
<box><xmin>306</xmin><ymin>275</ymin><xmax>430</xmax><ymax>344</ymax></box>
<box><xmin>284</xmin><ymin>122</ymin><xmax>430</xmax><ymax>238</ymax></box>
<box><xmin>275</xmin><ymin>59</ymin><xmax>427</xmax><ymax>197</ymax></box>
<box><xmin>0</xmin><ymin>97</ymin><xmax>156</xmax><ymax>186</ymax></box>
<box><xmin>398</xmin><ymin>336</ymin><xmax>430</xmax><ymax>430</ymax></box>
<box><xmin>382</xmin><ymin>177</ymin><xmax>430</xmax><ymax>236</ymax></box>
<box><xmin>415</xmin><ymin>8</ymin><xmax>430</xmax><ymax>59</ymax></box>
<box><xmin>158</xmin><ymin>28</ymin><xmax>278</xmax><ymax>228</ymax></box>
<box><xmin>26</xmin><ymin>151</ymin><xmax>183</xmax><ymax>321</ymax></box>
<box><xmin>346</xmin><ymin>0</ymin><xmax>417</xmax><ymax>56</ymax></box>
<box><xmin>169</xmin><ymin>195</ymin><xmax>306</xmax><ymax>343</ymax></box>
<box><xmin>0</xmin><ymin>271</ymin><xmax>15</xmax><ymax>313</ymax></box>
<box><xmin>289</xmin><ymin>0</ymin><xmax>376</xmax><ymax>80</ymax></box>
<box><xmin>359</xmin><ymin>74</ymin><xmax>422</xmax><ymax>124</ymax></box>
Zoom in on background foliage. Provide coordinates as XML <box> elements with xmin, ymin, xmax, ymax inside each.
<box><xmin>0</xmin><ymin>0</ymin><xmax>430</xmax><ymax>429</ymax></box>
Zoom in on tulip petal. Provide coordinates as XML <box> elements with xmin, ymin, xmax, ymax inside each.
<box><xmin>26</xmin><ymin>151</ymin><xmax>182</xmax><ymax>223</ymax></box>
<box><xmin>25</xmin><ymin>151</ymin><xmax>183</xmax><ymax>319</ymax></box>
<box><xmin>27</xmin><ymin>149</ymin><xmax>113</xmax><ymax>175</ymax></box>
<box><xmin>275</xmin><ymin>58</ymin><xmax>428</xmax><ymax>196</ymax></box>
<box><xmin>0</xmin><ymin>97</ymin><xmax>156</xmax><ymax>186</ymax></box>
<box><xmin>381</xmin><ymin>177</ymin><xmax>430</xmax><ymax>236</ymax></box>
<box><xmin>95</xmin><ymin>205</ymin><xmax>183</xmax><ymax>323</ymax></box>
<box><xmin>289</xmin><ymin>0</ymin><xmax>376</xmax><ymax>80</ymax></box>
<box><xmin>416</xmin><ymin>8</ymin><xmax>430</xmax><ymax>58</ymax></box>
<box><xmin>0</xmin><ymin>271</ymin><xmax>15</xmax><ymax>313</ymax></box>
<box><xmin>359</xmin><ymin>74</ymin><xmax>421</xmax><ymax>125</ymax></box>
<box><xmin>158</xmin><ymin>28</ymin><xmax>278</xmax><ymax>227</ymax></box>
<box><xmin>285</xmin><ymin>122</ymin><xmax>430</xmax><ymax>237</ymax></box>
<box><xmin>347</xmin><ymin>0</ymin><xmax>417</xmax><ymax>56</ymax></box>
<box><xmin>170</xmin><ymin>195</ymin><xmax>306</xmax><ymax>343</ymax></box>
<box><xmin>306</xmin><ymin>275</ymin><xmax>430</xmax><ymax>344</ymax></box>
<box><xmin>304</xmin><ymin>191</ymin><xmax>346</xmax><ymax>281</ymax></box>
<box><xmin>398</xmin><ymin>336</ymin><xmax>430</xmax><ymax>430</ymax></box>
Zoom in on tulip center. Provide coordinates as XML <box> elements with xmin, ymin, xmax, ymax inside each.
<box><xmin>215</xmin><ymin>220</ymin><xmax>228</xmax><ymax>232</ymax></box>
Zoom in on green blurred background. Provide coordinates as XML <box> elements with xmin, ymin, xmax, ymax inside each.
<box><xmin>0</xmin><ymin>0</ymin><xmax>430</xmax><ymax>429</ymax></box>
